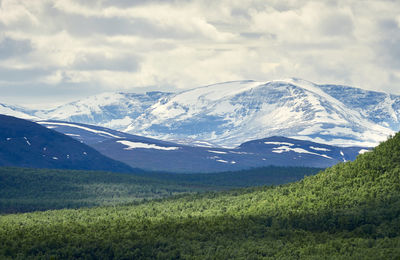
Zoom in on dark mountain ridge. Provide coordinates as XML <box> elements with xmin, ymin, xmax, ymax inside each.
<box><xmin>0</xmin><ymin>114</ymin><xmax>134</xmax><ymax>173</ymax></box>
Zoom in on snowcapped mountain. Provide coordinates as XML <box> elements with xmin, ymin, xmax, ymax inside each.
<box><xmin>38</xmin><ymin>120</ymin><xmax>368</xmax><ymax>173</ymax></box>
<box><xmin>0</xmin><ymin>103</ymin><xmax>39</xmax><ymax>120</ymax></box>
<box><xmin>125</xmin><ymin>78</ymin><xmax>396</xmax><ymax>147</ymax></box>
<box><xmin>35</xmin><ymin>91</ymin><xmax>172</xmax><ymax>131</ymax></box>
<box><xmin>2</xmin><ymin>78</ymin><xmax>399</xmax><ymax>148</ymax></box>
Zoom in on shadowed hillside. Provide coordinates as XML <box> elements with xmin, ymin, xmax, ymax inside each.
<box><xmin>0</xmin><ymin>114</ymin><xmax>134</xmax><ymax>173</ymax></box>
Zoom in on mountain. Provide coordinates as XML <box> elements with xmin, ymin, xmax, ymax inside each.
<box><xmin>38</xmin><ymin>120</ymin><xmax>368</xmax><ymax>173</ymax></box>
<box><xmin>2</xmin><ymin>132</ymin><xmax>400</xmax><ymax>258</ymax></box>
<box><xmin>35</xmin><ymin>91</ymin><xmax>172</xmax><ymax>130</ymax></box>
<box><xmin>1</xmin><ymin>78</ymin><xmax>398</xmax><ymax>147</ymax></box>
<box><xmin>0</xmin><ymin>114</ymin><xmax>134</xmax><ymax>173</ymax></box>
<box><xmin>0</xmin><ymin>103</ymin><xmax>38</xmax><ymax>120</ymax></box>
<box><xmin>125</xmin><ymin>78</ymin><xmax>396</xmax><ymax>147</ymax></box>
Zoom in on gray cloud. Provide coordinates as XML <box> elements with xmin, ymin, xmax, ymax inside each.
<box><xmin>44</xmin><ymin>5</ymin><xmax>142</xmax><ymax>37</ymax></box>
<box><xmin>0</xmin><ymin>37</ymin><xmax>32</xmax><ymax>59</ymax></box>
<box><xmin>72</xmin><ymin>0</ymin><xmax>188</xmax><ymax>8</ymax></box>
<box><xmin>376</xmin><ymin>19</ymin><xmax>400</xmax><ymax>69</ymax></box>
<box><xmin>318</xmin><ymin>13</ymin><xmax>354</xmax><ymax>36</ymax></box>
<box><xmin>240</xmin><ymin>32</ymin><xmax>266</xmax><ymax>39</ymax></box>
<box><xmin>72</xmin><ymin>53</ymin><xmax>140</xmax><ymax>71</ymax></box>
<box><xmin>0</xmin><ymin>82</ymin><xmax>103</xmax><ymax>109</ymax></box>
<box><xmin>0</xmin><ymin>67</ymin><xmax>51</xmax><ymax>82</ymax></box>
<box><xmin>44</xmin><ymin>3</ymin><xmax>211</xmax><ymax>39</ymax></box>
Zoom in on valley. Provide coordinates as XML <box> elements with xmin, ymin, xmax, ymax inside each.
<box><xmin>1</xmin><ymin>131</ymin><xmax>400</xmax><ymax>258</ymax></box>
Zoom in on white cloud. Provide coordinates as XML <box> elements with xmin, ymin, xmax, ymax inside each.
<box><xmin>0</xmin><ymin>0</ymin><xmax>399</xmax><ymax>107</ymax></box>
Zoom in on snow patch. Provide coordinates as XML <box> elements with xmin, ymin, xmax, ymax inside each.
<box><xmin>229</xmin><ymin>151</ymin><xmax>252</xmax><ymax>155</ymax></box>
<box><xmin>309</xmin><ymin>146</ymin><xmax>330</xmax><ymax>152</ymax></box>
<box><xmin>117</xmin><ymin>140</ymin><xmax>180</xmax><ymax>151</ymax></box>
<box><xmin>208</xmin><ymin>150</ymin><xmax>228</xmax><ymax>154</ymax></box>
<box><xmin>192</xmin><ymin>140</ymin><xmax>215</xmax><ymax>147</ymax></box>
<box><xmin>38</xmin><ymin>122</ymin><xmax>123</xmax><ymax>138</ymax></box>
<box><xmin>216</xmin><ymin>159</ymin><xmax>229</xmax><ymax>163</ymax></box>
<box><xmin>358</xmin><ymin>149</ymin><xmax>370</xmax><ymax>154</ymax></box>
<box><xmin>340</xmin><ymin>150</ymin><xmax>347</xmax><ymax>162</ymax></box>
<box><xmin>65</xmin><ymin>133</ymin><xmax>81</xmax><ymax>137</ymax></box>
<box><xmin>264</xmin><ymin>141</ymin><xmax>294</xmax><ymax>146</ymax></box>
<box><xmin>272</xmin><ymin>145</ymin><xmax>333</xmax><ymax>159</ymax></box>
<box><xmin>24</xmin><ymin>137</ymin><xmax>31</xmax><ymax>146</ymax></box>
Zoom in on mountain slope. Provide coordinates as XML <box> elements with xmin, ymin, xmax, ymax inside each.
<box><xmin>1</xmin><ymin>132</ymin><xmax>399</xmax><ymax>258</ymax></box>
<box><xmin>126</xmin><ymin>78</ymin><xmax>395</xmax><ymax>147</ymax></box>
<box><xmin>38</xmin><ymin>120</ymin><xmax>367</xmax><ymax>172</ymax></box>
<box><xmin>0</xmin><ymin>103</ymin><xmax>38</xmax><ymax>120</ymax></box>
<box><xmin>0</xmin><ymin>115</ymin><xmax>134</xmax><ymax>172</ymax></box>
<box><xmin>35</xmin><ymin>91</ymin><xmax>172</xmax><ymax>131</ymax></box>
<box><xmin>320</xmin><ymin>84</ymin><xmax>400</xmax><ymax>129</ymax></box>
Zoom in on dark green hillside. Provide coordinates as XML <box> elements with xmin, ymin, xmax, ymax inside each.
<box><xmin>0</xmin><ymin>167</ymin><xmax>205</xmax><ymax>214</ymax></box>
<box><xmin>142</xmin><ymin>166</ymin><xmax>320</xmax><ymax>187</ymax></box>
<box><xmin>1</xmin><ymin>133</ymin><xmax>400</xmax><ymax>258</ymax></box>
<box><xmin>0</xmin><ymin>166</ymin><xmax>319</xmax><ymax>214</ymax></box>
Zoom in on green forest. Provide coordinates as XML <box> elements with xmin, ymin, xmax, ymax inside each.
<box><xmin>0</xmin><ymin>166</ymin><xmax>318</xmax><ymax>214</ymax></box>
<box><xmin>1</xmin><ymin>133</ymin><xmax>400</xmax><ymax>258</ymax></box>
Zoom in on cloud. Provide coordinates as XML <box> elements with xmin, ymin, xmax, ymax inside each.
<box><xmin>71</xmin><ymin>52</ymin><xmax>140</xmax><ymax>71</ymax></box>
<box><xmin>0</xmin><ymin>0</ymin><xmax>399</xmax><ymax>107</ymax></box>
<box><xmin>0</xmin><ymin>67</ymin><xmax>50</xmax><ymax>82</ymax></box>
<box><xmin>375</xmin><ymin>18</ymin><xmax>400</xmax><ymax>69</ymax></box>
<box><xmin>0</xmin><ymin>36</ymin><xmax>32</xmax><ymax>59</ymax></box>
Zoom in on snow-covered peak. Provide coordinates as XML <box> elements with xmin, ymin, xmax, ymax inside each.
<box><xmin>174</xmin><ymin>80</ymin><xmax>263</xmax><ymax>102</ymax></box>
<box><xmin>34</xmin><ymin>91</ymin><xmax>173</xmax><ymax>130</ymax></box>
<box><xmin>1</xmin><ymin>78</ymin><xmax>399</xmax><ymax>148</ymax></box>
<box><xmin>0</xmin><ymin>103</ymin><xmax>39</xmax><ymax>120</ymax></box>
<box><xmin>36</xmin><ymin>92</ymin><xmax>126</xmax><ymax>118</ymax></box>
<box><xmin>125</xmin><ymin>79</ymin><xmax>396</xmax><ymax>147</ymax></box>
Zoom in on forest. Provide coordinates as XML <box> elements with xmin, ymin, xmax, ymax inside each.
<box><xmin>0</xmin><ymin>133</ymin><xmax>400</xmax><ymax>258</ymax></box>
<box><xmin>0</xmin><ymin>166</ymin><xmax>319</xmax><ymax>214</ymax></box>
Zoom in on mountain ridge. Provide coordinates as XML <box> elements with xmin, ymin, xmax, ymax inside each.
<box><xmin>0</xmin><ymin>114</ymin><xmax>135</xmax><ymax>173</ymax></box>
<box><xmin>1</xmin><ymin>78</ymin><xmax>398</xmax><ymax>148</ymax></box>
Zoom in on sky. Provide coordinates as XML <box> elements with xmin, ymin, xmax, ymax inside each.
<box><xmin>0</xmin><ymin>0</ymin><xmax>399</xmax><ymax>108</ymax></box>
